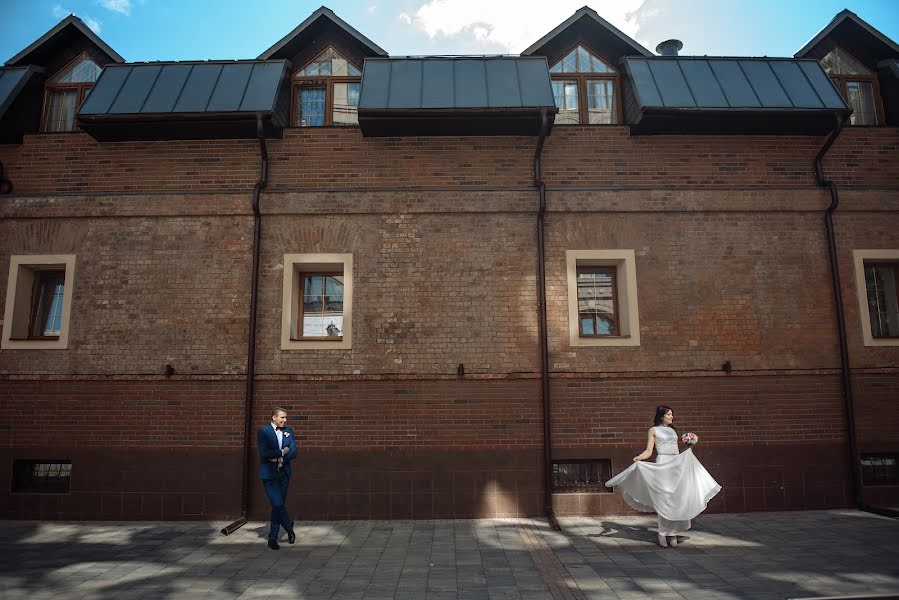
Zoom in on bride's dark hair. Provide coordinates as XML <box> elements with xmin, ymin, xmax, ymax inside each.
<box><xmin>653</xmin><ymin>405</ymin><xmax>677</xmax><ymax>432</ymax></box>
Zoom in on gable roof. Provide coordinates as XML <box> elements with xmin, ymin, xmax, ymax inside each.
<box><xmin>5</xmin><ymin>15</ymin><xmax>123</xmax><ymax>66</ymax></box>
<box><xmin>795</xmin><ymin>9</ymin><xmax>899</xmax><ymax>61</ymax></box>
<box><xmin>521</xmin><ymin>5</ymin><xmax>652</xmax><ymax>58</ymax></box>
<box><xmin>258</xmin><ymin>6</ymin><xmax>386</xmax><ymax>60</ymax></box>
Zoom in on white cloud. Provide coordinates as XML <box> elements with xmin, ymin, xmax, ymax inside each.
<box><xmin>368</xmin><ymin>5</ymin><xmax>377</xmax><ymax>14</ymax></box>
<box><xmin>401</xmin><ymin>0</ymin><xmax>651</xmax><ymax>53</ymax></box>
<box><xmin>97</xmin><ymin>0</ymin><xmax>132</xmax><ymax>15</ymax></box>
<box><xmin>83</xmin><ymin>15</ymin><xmax>103</xmax><ymax>33</ymax></box>
<box><xmin>52</xmin><ymin>4</ymin><xmax>102</xmax><ymax>32</ymax></box>
<box><xmin>52</xmin><ymin>4</ymin><xmax>70</xmax><ymax>19</ymax></box>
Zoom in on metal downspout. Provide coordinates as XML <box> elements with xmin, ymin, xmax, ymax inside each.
<box><xmin>816</xmin><ymin>116</ymin><xmax>899</xmax><ymax>520</ymax></box>
<box><xmin>222</xmin><ymin>113</ymin><xmax>269</xmax><ymax>535</ymax></box>
<box><xmin>534</xmin><ymin>110</ymin><xmax>560</xmax><ymax>531</ymax></box>
<box><xmin>0</xmin><ymin>161</ymin><xmax>12</xmax><ymax>195</ymax></box>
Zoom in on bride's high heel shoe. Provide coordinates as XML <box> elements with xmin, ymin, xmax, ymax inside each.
<box><xmin>657</xmin><ymin>533</ymin><xmax>668</xmax><ymax>547</ymax></box>
<box><xmin>668</xmin><ymin>536</ymin><xmax>678</xmax><ymax>547</ymax></box>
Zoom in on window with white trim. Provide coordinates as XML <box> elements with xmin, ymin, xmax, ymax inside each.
<box><xmin>853</xmin><ymin>250</ymin><xmax>899</xmax><ymax>346</ymax></box>
<box><xmin>281</xmin><ymin>254</ymin><xmax>353</xmax><ymax>350</ymax></box>
<box><xmin>2</xmin><ymin>255</ymin><xmax>76</xmax><ymax>350</ymax></box>
<box><xmin>566</xmin><ymin>250</ymin><xmax>640</xmax><ymax>347</ymax></box>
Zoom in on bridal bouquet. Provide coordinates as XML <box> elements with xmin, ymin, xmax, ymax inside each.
<box><xmin>681</xmin><ymin>432</ymin><xmax>699</xmax><ymax>445</ymax></box>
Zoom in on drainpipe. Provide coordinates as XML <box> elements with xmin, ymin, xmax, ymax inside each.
<box><xmin>0</xmin><ymin>161</ymin><xmax>12</xmax><ymax>194</ymax></box>
<box><xmin>816</xmin><ymin>116</ymin><xmax>899</xmax><ymax>520</ymax></box>
<box><xmin>534</xmin><ymin>109</ymin><xmax>560</xmax><ymax>531</ymax></box>
<box><xmin>221</xmin><ymin>113</ymin><xmax>268</xmax><ymax>535</ymax></box>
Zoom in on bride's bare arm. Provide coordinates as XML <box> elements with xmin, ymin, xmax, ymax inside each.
<box><xmin>633</xmin><ymin>428</ymin><xmax>655</xmax><ymax>461</ymax></box>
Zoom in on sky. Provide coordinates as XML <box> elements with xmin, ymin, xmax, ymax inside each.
<box><xmin>2</xmin><ymin>0</ymin><xmax>898</xmax><ymax>64</ymax></box>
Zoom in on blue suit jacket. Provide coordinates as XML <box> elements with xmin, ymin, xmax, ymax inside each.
<box><xmin>257</xmin><ymin>425</ymin><xmax>298</xmax><ymax>480</ymax></box>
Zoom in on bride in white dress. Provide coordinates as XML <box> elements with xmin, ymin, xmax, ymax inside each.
<box><xmin>605</xmin><ymin>406</ymin><xmax>721</xmax><ymax>547</ymax></box>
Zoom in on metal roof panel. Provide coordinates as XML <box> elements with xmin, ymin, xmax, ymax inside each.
<box><xmin>141</xmin><ymin>64</ymin><xmax>191</xmax><ymax>113</ymax></box>
<box><xmin>109</xmin><ymin>64</ymin><xmax>160</xmax><ymax>114</ymax></box>
<box><xmin>647</xmin><ymin>60</ymin><xmax>694</xmax><ymax>107</ymax></box>
<box><xmin>738</xmin><ymin>60</ymin><xmax>792</xmax><ymax>107</ymax></box>
<box><xmin>485</xmin><ymin>60</ymin><xmax>522</xmax><ymax>107</ymax></box>
<box><xmin>769</xmin><ymin>61</ymin><xmax>823</xmax><ymax>108</ymax></box>
<box><xmin>207</xmin><ymin>63</ymin><xmax>253</xmax><ymax>112</ymax></box>
<box><xmin>708</xmin><ymin>60</ymin><xmax>761</xmax><ymax>107</ymax></box>
<box><xmin>679</xmin><ymin>60</ymin><xmax>728</xmax><ymax>108</ymax></box>
<box><xmin>453</xmin><ymin>60</ymin><xmax>488</xmax><ymax>108</ymax></box>
<box><xmin>173</xmin><ymin>64</ymin><xmax>221</xmax><ymax>112</ymax></box>
<box><xmin>421</xmin><ymin>59</ymin><xmax>454</xmax><ymax>108</ymax></box>
<box><xmin>79</xmin><ymin>65</ymin><xmax>129</xmax><ymax>114</ymax></box>
<box><xmin>388</xmin><ymin>60</ymin><xmax>422</xmax><ymax>109</ymax></box>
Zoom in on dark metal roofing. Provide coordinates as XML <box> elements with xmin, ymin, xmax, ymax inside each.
<box><xmin>5</xmin><ymin>15</ymin><xmax>123</xmax><ymax>66</ymax></box>
<box><xmin>521</xmin><ymin>6</ymin><xmax>651</xmax><ymax>57</ymax></box>
<box><xmin>77</xmin><ymin>60</ymin><xmax>289</xmax><ymax>141</ymax></box>
<box><xmin>0</xmin><ymin>67</ymin><xmax>41</xmax><ymax>119</ymax></box>
<box><xmin>358</xmin><ymin>57</ymin><xmax>557</xmax><ymax>136</ymax></box>
<box><xmin>258</xmin><ymin>6</ymin><xmax>386</xmax><ymax>59</ymax></box>
<box><xmin>622</xmin><ymin>57</ymin><xmax>851</xmax><ymax>135</ymax></box>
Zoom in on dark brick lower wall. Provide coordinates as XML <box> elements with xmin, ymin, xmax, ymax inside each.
<box><xmin>1</xmin><ymin>374</ymin><xmax>896</xmax><ymax>520</ymax></box>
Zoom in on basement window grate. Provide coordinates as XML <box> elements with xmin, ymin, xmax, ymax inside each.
<box><xmin>861</xmin><ymin>454</ymin><xmax>899</xmax><ymax>486</ymax></box>
<box><xmin>552</xmin><ymin>459</ymin><xmax>612</xmax><ymax>493</ymax></box>
<box><xmin>11</xmin><ymin>459</ymin><xmax>72</xmax><ymax>493</ymax></box>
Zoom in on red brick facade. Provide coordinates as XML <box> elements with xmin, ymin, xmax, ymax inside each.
<box><xmin>1</xmin><ymin>10</ymin><xmax>898</xmax><ymax>521</ymax></box>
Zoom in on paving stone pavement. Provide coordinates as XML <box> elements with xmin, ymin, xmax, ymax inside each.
<box><xmin>1</xmin><ymin>510</ymin><xmax>898</xmax><ymax>599</ymax></box>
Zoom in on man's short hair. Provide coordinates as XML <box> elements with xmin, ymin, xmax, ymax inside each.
<box><xmin>271</xmin><ymin>407</ymin><xmax>287</xmax><ymax>417</ymax></box>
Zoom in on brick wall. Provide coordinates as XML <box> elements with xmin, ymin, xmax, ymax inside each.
<box><xmin>1</xmin><ymin>126</ymin><xmax>897</xmax><ymax>195</ymax></box>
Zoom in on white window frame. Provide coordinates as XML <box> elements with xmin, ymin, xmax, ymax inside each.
<box><xmin>852</xmin><ymin>249</ymin><xmax>899</xmax><ymax>347</ymax></box>
<box><xmin>281</xmin><ymin>253</ymin><xmax>353</xmax><ymax>350</ymax></box>
<box><xmin>2</xmin><ymin>254</ymin><xmax>76</xmax><ymax>350</ymax></box>
<box><xmin>566</xmin><ymin>250</ymin><xmax>640</xmax><ymax>347</ymax></box>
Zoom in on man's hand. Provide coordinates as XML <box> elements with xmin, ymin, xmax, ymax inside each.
<box><xmin>282</xmin><ymin>447</ymin><xmax>289</xmax><ymax>456</ymax></box>
<box><xmin>269</xmin><ymin>458</ymin><xmax>278</xmax><ymax>462</ymax></box>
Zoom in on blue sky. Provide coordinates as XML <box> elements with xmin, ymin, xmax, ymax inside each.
<box><xmin>2</xmin><ymin>0</ymin><xmax>898</xmax><ymax>64</ymax></box>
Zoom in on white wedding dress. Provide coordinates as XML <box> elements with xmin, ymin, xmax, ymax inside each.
<box><xmin>605</xmin><ymin>426</ymin><xmax>721</xmax><ymax>535</ymax></box>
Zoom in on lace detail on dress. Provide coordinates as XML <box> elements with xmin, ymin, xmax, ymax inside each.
<box><xmin>654</xmin><ymin>426</ymin><xmax>679</xmax><ymax>455</ymax></box>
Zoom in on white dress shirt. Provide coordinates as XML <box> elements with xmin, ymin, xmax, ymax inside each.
<box><xmin>271</xmin><ymin>422</ymin><xmax>284</xmax><ymax>468</ymax></box>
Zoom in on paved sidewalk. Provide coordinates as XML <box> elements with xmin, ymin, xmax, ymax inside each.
<box><xmin>2</xmin><ymin>510</ymin><xmax>898</xmax><ymax>599</ymax></box>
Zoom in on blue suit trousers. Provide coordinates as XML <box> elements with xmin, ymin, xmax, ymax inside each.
<box><xmin>262</xmin><ymin>471</ymin><xmax>293</xmax><ymax>541</ymax></box>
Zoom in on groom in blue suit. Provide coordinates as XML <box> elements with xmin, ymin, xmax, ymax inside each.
<box><xmin>258</xmin><ymin>407</ymin><xmax>297</xmax><ymax>550</ymax></box>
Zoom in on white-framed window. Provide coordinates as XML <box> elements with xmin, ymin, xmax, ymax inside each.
<box><xmin>2</xmin><ymin>254</ymin><xmax>76</xmax><ymax>350</ymax></box>
<box><xmin>565</xmin><ymin>250</ymin><xmax>640</xmax><ymax>347</ymax></box>
<box><xmin>853</xmin><ymin>250</ymin><xmax>899</xmax><ymax>346</ymax></box>
<box><xmin>281</xmin><ymin>253</ymin><xmax>353</xmax><ymax>350</ymax></box>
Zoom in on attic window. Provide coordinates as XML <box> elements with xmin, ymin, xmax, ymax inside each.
<box><xmin>821</xmin><ymin>47</ymin><xmax>881</xmax><ymax>126</ymax></box>
<box><xmin>41</xmin><ymin>53</ymin><xmax>101</xmax><ymax>132</ymax></box>
<box><xmin>550</xmin><ymin>46</ymin><xmax>619</xmax><ymax>125</ymax></box>
<box><xmin>293</xmin><ymin>47</ymin><xmax>361</xmax><ymax>127</ymax></box>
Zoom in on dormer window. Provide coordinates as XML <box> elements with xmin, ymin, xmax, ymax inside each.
<box><xmin>41</xmin><ymin>53</ymin><xmax>101</xmax><ymax>132</ymax></box>
<box><xmin>549</xmin><ymin>45</ymin><xmax>619</xmax><ymax>125</ymax></box>
<box><xmin>821</xmin><ymin>47</ymin><xmax>882</xmax><ymax>126</ymax></box>
<box><xmin>292</xmin><ymin>47</ymin><xmax>361</xmax><ymax>127</ymax></box>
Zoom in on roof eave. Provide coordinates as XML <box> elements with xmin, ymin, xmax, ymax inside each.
<box><xmin>794</xmin><ymin>9</ymin><xmax>899</xmax><ymax>58</ymax></box>
<box><xmin>258</xmin><ymin>6</ymin><xmax>387</xmax><ymax>60</ymax></box>
<box><xmin>5</xmin><ymin>15</ymin><xmax>124</xmax><ymax>66</ymax></box>
<box><xmin>521</xmin><ymin>6</ymin><xmax>652</xmax><ymax>58</ymax></box>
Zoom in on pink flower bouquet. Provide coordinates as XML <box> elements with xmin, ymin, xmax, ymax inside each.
<box><xmin>681</xmin><ymin>432</ymin><xmax>699</xmax><ymax>445</ymax></box>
